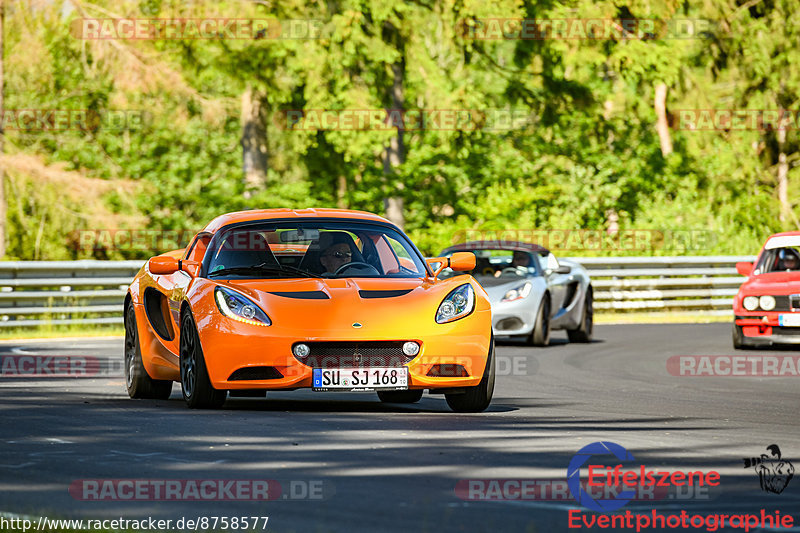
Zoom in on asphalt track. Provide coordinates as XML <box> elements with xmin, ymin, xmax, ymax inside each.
<box><xmin>1</xmin><ymin>324</ymin><xmax>799</xmax><ymax>533</ymax></box>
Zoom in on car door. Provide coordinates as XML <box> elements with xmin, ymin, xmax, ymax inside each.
<box><xmin>166</xmin><ymin>233</ymin><xmax>210</xmax><ymax>344</ymax></box>
<box><xmin>542</xmin><ymin>252</ymin><xmax>569</xmax><ymax>313</ymax></box>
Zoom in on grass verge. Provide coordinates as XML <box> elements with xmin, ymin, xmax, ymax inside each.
<box><xmin>0</xmin><ymin>324</ymin><xmax>123</xmax><ymax>341</ymax></box>
<box><xmin>595</xmin><ymin>312</ymin><xmax>731</xmax><ymax>325</ymax></box>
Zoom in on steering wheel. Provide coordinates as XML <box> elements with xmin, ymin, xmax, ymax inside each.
<box><xmin>334</xmin><ymin>261</ymin><xmax>380</xmax><ymax>276</ymax></box>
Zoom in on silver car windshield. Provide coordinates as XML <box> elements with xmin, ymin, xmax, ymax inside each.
<box><xmin>439</xmin><ymin>249</ymin><xmax>539</xmax><ymax>280</ymax></box>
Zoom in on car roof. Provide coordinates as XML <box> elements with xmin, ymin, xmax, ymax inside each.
<box><xmin>441</xmin><ymin>240</ymin><xmax>550</xmax><ymax>255</ymax></box>
<box><xmin>202</xmin><ymin>208</ymin><xmax>394</xmax><ymax>233</ymax></box>
<box><xmin>765</xmin><ymin>231</ymin><xmax>800</xmax><ymax>250</ymax></box>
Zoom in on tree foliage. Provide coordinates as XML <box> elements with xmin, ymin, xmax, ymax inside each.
<box><xmin>2</xmin><ymin>0</ymin><xmax>797</xmax><ymax>259</ymax></box>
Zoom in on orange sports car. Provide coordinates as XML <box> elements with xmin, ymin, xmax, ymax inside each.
<box><xmin>124</xmin><ymin>209</ymin><xmax>495</xmax><ymax>412</ymax></box>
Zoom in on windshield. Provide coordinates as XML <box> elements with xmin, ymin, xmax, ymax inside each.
<box><xmin>203</xmin><ymin>221</ymin><xmax>429</xmax><ymax>279</ymax></box>
<box><xmin>439</xmin><ymin>249</ymin><xmax>539</xmax><ymax>280</ymax></box>
<box><xmin>755</xmin><ymin>246</ymin><xmax>800</xmax><ymax>274</ymax></box>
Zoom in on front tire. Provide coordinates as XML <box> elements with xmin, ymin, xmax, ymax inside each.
<box><xmin>124</xmin><ymin>302</ymin><xmax>172</xmax><ymax>400</ymax></box>
<box><xmin>732</xmin><ymin>323</ymin><xmax>755</xmax><ymax>350</ymax></box>
<box><xmin>567</xmin><ymin>290</ymin><xmax>593</xmax><ymax>343</ymax></box>
<box><xmin>529</xmin><ymin>296</ymin><xmax>551</xmax><ymax>346</ymax></box>
<box><xmin>377</xmin><ymin>390</ymin><xmax>424</xmax><ymax>403</ymax></box>
<box><xmin>446</xmin><ymin>339</ymin><xmax>495</xmax><ymax>413</ymax></box>
<box><xmin>180</xmin><ymin>310</ymin><xmax>226</xmax><ymax>409</ymax></box>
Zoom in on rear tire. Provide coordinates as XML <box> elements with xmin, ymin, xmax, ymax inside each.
<box><xmin>377</xmin><ymin>390</ymin><xmax>423</xmax><ymax>403</ymax></box>
<box><xmin>567</xmin><ymin>290</ymin><xmax>593</xmax><ymax>343</ymax></box>
<box><xmin>124</xmin><ymin>302</ymin><xmax>172</xmax><ymax>400</ymax></box>
<box><xmin>529</xmin><ymin>296</ymin><xmax>551</xmax><ymax>346</ymax></box>
<box><xmin>446</xmin><ymin>339</ymin><xmax>495</xmax><ymax>413</ymax></box>
<box><xmin>180</xmin><ymin>310</ymin><xmax>226</xmax><ymax>409</ymax></box>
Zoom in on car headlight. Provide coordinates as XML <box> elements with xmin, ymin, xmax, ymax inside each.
<box><xmin>759</xmin><ymin>295</ymin><xmax>776</xmax><ymax>311</ymax></box>
<box><xmin>214</xmin><ymin>287</ymin><xmax>271</xmax><ymax>326</ymax></box>
<box><xmin>743</xmin><ymin>296</ymin><xmax>759</xmax><ymax>311</ymax></box>
<box><xmin>436</xmin><ymin>283</ymin><xmax>475</xmax><ymax>324</ymax></box>
<box><xmin>502</xmin><ymin>282</ymin><xmax>532</xmax><ymax>302</ymax></box>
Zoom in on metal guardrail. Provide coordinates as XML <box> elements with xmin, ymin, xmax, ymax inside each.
<box><xmin>0</xmin><ymin>261</ymin><xmax>143</xmax><ymax>327</ymax></box>
<box><xmin>575</xmin><ymin>256</ymin><xmax>756</xmax><ymax>315</ymax></box>
<box><xmin>0</xmin><ymin>256</ymin><xmax>756</xmax><ymax>327</ymax></box>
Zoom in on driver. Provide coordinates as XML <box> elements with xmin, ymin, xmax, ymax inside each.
<box><xmin>495</xmin><ymin>251</ymin><xmax>531</xmax><ymax>277</ymax></box>
<box><xmin>320</xmin><ymin>242</ymin><xmax>353</xmax><ymax>274</ymax></box>
<box><xmin>511</xmin><ymin>251</ymin><xmax>532</xmax><ymax>269</ymax></box>
<box><xmin>780</xmin><ymin>249</ymin><xmax>799</xmax><ymax>271</ymax></box>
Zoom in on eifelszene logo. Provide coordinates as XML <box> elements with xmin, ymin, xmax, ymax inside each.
<box><xmin>743</xmin><ymin>445</ymin><xmax>794</xmax><ymax>494</ymax></box>
<box><xmin>568</xmin><ymin>441</ymin><xmax>636</xmax><ymax>511</ymax></box>
<box><xmin>567</xmin><ymin>441</ymin><xmax>721</xmax><ymax>512</ymax></box>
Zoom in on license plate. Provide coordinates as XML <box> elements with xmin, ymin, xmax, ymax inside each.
<box><xmin>779</xmin><ymin>314</ymin><xmax>800</xmax><ymax>327</ymax></box>
<box><xmin>312</xmin><ymin>367</ymin><xmax>408</xmax><ymax>391</ymax></box>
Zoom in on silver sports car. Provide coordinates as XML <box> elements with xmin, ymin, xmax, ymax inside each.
<box><xmin>438</xmin><ymin>241</ymin><xmax>593</xmax><ymax>345</ymax></box>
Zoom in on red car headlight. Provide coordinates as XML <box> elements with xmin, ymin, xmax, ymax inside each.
<box><xmin>759</xmin><ymin>295</ymin><xmax>776</xmax><ymax>311</ymax></box>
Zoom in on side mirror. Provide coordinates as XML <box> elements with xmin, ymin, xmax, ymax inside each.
<box><xmin>554</xmin><ymin>265</ymin><xmax>571</xmax><ymax>274</ymax></box>
<box><xmin>449</xmin><ymin>252</ymin><xmax>477</xmax><ymax>272</ymax></box>
<box><xmin>426</xmin><ymin>253</ymin><xmax>476</xmax><ymax>280</ymax></box>
<box><xmin>180</xmin><ymin>260</ymin><xmax>201</xmax><ymax>278</ymax></box>
<box><xmin>148</xmin><ymin>255</ymin><xmax>179</xmax><ymax>275</ymax></box>
<box><xmin>736</xmin><ymin>261</ymin><xmax>753</xmax><ymax>277</ymax></box>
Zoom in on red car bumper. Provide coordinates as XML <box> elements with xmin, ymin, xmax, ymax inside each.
<box><xmin>735</xmin><ymin>313</ymin><xmax>800</xmax><ymax>344</ymax></box>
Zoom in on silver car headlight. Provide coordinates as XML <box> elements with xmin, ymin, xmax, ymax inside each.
<box><xmin>743</xmin><ymin>296</ymin><xmax>759</xmax><ymax>311</ymax></box>
<box><xmin>502</xmin><ymin>281</ymin><xmax>532</xmax><ymax>302</ymax></box>
<box><xmin>214</xmin><ymin>287</ymin><xmax>271</xmax><ymax>326</ymax></box>
<box><xmin>759</xmin><ymin>295</ymin><xmax>776</xmax><ymax>311</ymax></box>
<box><xmin>436</xmin><ymin>284</ymin><xmax>475</xmax><ymax>324</ymax></box>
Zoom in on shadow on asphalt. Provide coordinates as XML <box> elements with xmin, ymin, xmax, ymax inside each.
<box><xmin>495</xmin><ymin>336</ymin><xmax>604</xmax><ymax>347</ymax></box>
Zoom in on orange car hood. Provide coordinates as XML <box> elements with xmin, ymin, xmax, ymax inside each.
<box><xmin>215</xmin><ymin>277</ymin><xmax>463</xmax><ymax>333</ymax></box>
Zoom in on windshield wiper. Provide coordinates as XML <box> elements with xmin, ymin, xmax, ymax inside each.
<box><xmin>277</xmin><ymin>264</ymin><xmax>324</xmax><ymax>278</ymax></box>
<box><xmin>209</xmin><ymin>262</ymin><xmax>321</xmax><ymax>279</ymax></box>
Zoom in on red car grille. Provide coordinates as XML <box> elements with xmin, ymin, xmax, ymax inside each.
<box><xmin>773</xmin><ymin>294</ymin><xmax>800</xmax><ymax>311</ymax></box>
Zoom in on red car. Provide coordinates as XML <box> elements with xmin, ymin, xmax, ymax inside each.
<box><xmin>733</xmin><ymin>231</ymin><xmax>800</xmax><ymax>348</ymax></box>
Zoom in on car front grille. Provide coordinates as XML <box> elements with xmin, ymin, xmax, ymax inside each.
<box><xmin>766</xmin><ymin>295</ymin><xmax>800</xmax><ymax>311</ymax></box>
<box><xmin>294</xmin><ymin>341</ymin><xmax>415</xmax><ymax>368</ymax></box>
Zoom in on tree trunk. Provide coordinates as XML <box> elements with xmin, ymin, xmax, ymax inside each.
<box><xmin>0</xmin><ymin>1</ymin><xmax>6</xmax><ymax>259</ymax></box>
<box><xmin>654</xmin><ymin>83</ymin><xmax>672</xmax><ymax>157</ymax></box>
<box><xmin>241</xmin><ymin>85</ymin><xmax>268</xmax><ymax>199</ymax></box>
<box><xmin>336</xmin><ymin>175</ymin><xmax>347</xmax><ymax>208</ymax></box>
<box><xmin>382</xmin><ymin>23</ymin><xmax>406</xmax><ymax>230</ymax></box>
<box><xmin>777</xmin><ymin>128</ymin><xmax>789</xmax><ymax>223</ymax></box>
<box><xmin>383</xmin><ymin>131</ymin><xmax>405</xmax><ymax>229</ymax></box>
